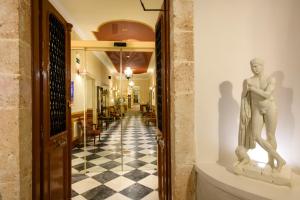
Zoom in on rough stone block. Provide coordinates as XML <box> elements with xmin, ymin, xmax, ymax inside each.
<box><xmin>19</xmin><ymin>76</ymin><xmax>32</xmax><ymax>108</ymax></box>
<box><xmin>173</xmin><ymin>164</ymin><xmax>196</xmax><ymax>200</ymax></box>
<box><xmin>0</xmin><ymin>0</ymin><xmax>19</xmax><ymax>39</ymax></box>
<box><xmin>19</xmin><ymin>41</ymin><xmax>32</xmax><ymax>78</ymax></box>
<box><xmin>19</xmin><ymin>0</ymin><xmax>31</xmax><ymax>44</ymax></box>
<box><xmin>0</xmin><ymin>74</ymin><xmax>20</xmax><ymax>107</ymax></box>
<box><xmin>173</xmin><ymin>32</ymin><xmax>194</xmax><ymax>62</ymax></box>
<box><xmin>0</xmin><ymin>39</ymin><xmax>20</xmax><ymax>74</ymax></box>
<box><xmin>0</xmin><ymin>143</ymin><xmax>19</xmax><ymax>183</ymax></box>
<box><xmin>173</xmin><ymin>0</ymin><xmax>193</xmax><ymax>31</ymax></box>
<box><xmin>0</xmin><ymin>181</ymin><xmax>20</xmax><ymax>200</ymax></box>
<box><xmin>173</xmin><ymin>62</ymin><xmax>194</xmax><ymax>95</ymax></box>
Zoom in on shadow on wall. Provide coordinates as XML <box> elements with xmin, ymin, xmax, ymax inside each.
<box><xmin>270</xmin><ymin>71</ymin><xmax>295</xmax><ymax>171</ymax></box>
<box><xmin>218</xmin><ymin>81</ymin><xmax>239</xmax><ymax>168</ymax></box>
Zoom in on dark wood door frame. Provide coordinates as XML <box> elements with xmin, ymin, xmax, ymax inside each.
<box><xmin>164</xmin><ymin>0</ymin><xmax>171</xmax><ymax>199</ymax></box>
<box><xmin>155</xmin><ymin>0</ymin><xmax>171</xmax><ymax>199</ymax></box>
<box><xmin>32</xmin><ymin>0</ymin><xmax>42</xmax><ymax>199</ymax></box>
<box><xmin>32</xmin><ymin>0</ymin><xmax>171</xmax><ymax>199</ymax></box>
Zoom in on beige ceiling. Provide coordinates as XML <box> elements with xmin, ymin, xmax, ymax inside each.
<box><xmin>50</xmin><ymin>0</ymin><xmax>163</xmax><ymax>77</ymax></box>
<box><xmin>51</xmin><ymin>0</ymin><xmax>164</xmax><ymax>40</ymax></box>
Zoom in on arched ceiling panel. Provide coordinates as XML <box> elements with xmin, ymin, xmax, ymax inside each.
<box><xmin>106</xmin><ymin>51</ymin><xmax>153</xmax><ymax>74</ymax></box>
<box><xmin>93</xmin><ymin>20</ymin><xmax>154</xmax><ymax>41</ymax></box>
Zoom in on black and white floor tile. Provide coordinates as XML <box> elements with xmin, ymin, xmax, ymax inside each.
<box><xmin>72</xmin><ymin>111</ymin><xmax>158</xmax><ymax>200</ymax></box>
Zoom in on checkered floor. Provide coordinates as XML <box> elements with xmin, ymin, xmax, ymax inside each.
<box><xmin>72</xmin><ymin>110</ymin><xmax>158</xmax><ymax>200</ymax></box>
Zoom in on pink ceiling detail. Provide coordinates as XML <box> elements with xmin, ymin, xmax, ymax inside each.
<box><xmin>106</xmin><ymin>51</ymin><xmax>152</xmax><ymax>74</ymax></box>
<box><xmin>93</xmin><ymin>20</ymin><xmax>154</xmax><ymax>41</ymax></box>
<box><xmin>93</xmin><ymin>20</ymin><xmax>154</xmax><ymax>74</ymax></box>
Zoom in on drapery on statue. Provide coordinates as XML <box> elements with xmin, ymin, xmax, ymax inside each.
<box><xmin>235</xmin><ymin>58</ymin><xmax>286</xmax><ymax>171</ymax></box>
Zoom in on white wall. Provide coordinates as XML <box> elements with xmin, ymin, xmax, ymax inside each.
<box><xmin>194</xmin><ymin>0</ymin><xmax>300</xmax><ymax>171</ymax></box>
<box><xmin>70</xmin><ymin>31</ymin><xmax>113</xmax><ymax>114</ymax></box>
<box><xmin>114</xmin><ymin>78</ymin><xmax>151</xmax><ymax>105</ymax></box>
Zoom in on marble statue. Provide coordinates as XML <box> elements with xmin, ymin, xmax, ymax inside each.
<box><xmin>233</xmin><ymin>58</ymin><xmax>291</xmax><ymax>186</ymax></box>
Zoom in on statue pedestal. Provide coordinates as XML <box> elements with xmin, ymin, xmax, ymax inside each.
<box><xmin>233</xmin><ymin>161</ymin><xmax>292</xmax><ymax>186</ymax></box>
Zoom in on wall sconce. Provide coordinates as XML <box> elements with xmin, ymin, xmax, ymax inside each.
<box><xmin>75</xmin><ymin>53</ymin><xmax>82</xmax><ymax>75</ymax></box>
<box><xmin>124</xmin><ymin>66</ymin><xmax>133</xmax><ymax>79</ymax></box>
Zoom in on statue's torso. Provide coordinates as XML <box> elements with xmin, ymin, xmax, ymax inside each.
<box><xmin>247</xmin><ymin>76</ymin><xmax>275</xmax><ymax>114</ymax></box>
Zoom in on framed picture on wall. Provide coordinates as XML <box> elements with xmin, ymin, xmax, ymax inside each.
<box><xmin>71</xmin><ymin>81</ymin><xmax>74</xmax><ymax>105</ymax></box>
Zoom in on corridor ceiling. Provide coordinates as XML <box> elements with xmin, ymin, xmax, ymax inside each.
<box><xmin>51</xmin><ymin>0</ymin><xmax>163</xmax><ymax>75</ymax></box>
<box><xmin>106</xmin><ymin>51</ymin><xmax>153</xmax><ymax>74</ymax></box>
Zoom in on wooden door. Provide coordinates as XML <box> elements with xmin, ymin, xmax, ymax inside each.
<box><xmin>155</xmin><ymin>2</ymin><xmax>171</xmax><ymax>199</ymax></box>
<box><xmin>41</xmin><ymin>1</ymin><xmax>72</xmax><ymax>199</ymax></box>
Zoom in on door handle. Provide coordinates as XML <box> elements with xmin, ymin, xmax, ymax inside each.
<box><xmin>156</xmin><ymin>132</ymin><xmax>162</xmax><ymax>141</ymax></box>
<box><xmin>156</xmin><ymin>133</ymin><xmax>165</xmax><ymax>149</ymax></box>
<box><xmin>158</xmin><ymin>138</ymin><xmax>165</xmax><ymax>149</ymax></box>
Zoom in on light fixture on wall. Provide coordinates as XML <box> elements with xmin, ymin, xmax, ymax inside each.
<box><xmin>124</xmin><ymin>66</ymin><xmax>133</xmax><ymax>79</ymax></box>
<box><xmin>76</xmin><ymin>50</ymin><xmax>87</xmax><ymax>75</ymax></box>
<box><xmin>75</xmin><ymin>53</ymin><xmax>81</xmax><ymax>75</ymax></box>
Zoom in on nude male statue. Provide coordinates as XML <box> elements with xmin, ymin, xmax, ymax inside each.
<box><xmin>236</xmin><ymin>58</ymin><xmax>286</xmax><ymax>171</ymax></box>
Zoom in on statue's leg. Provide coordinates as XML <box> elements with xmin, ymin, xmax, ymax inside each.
<box><xmin>253</xmin><ymin>110</ymin><xmax>285</xmax><ymax>170</ymax></box>
<box><xmin>252</xmin><ymin>110</ymin><xmax>264</xmax><ymax>143</ymax></box>
<box><xmin>264</xmin><ymin>107</ymin><xmax>278</xmax><ymax>168</ymax></box>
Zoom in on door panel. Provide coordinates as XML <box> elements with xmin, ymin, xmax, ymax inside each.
<box><xmin>155</xmin><ymin>14</ymin><xmax>164</xmax><ymax>200</ymax></box>
<box><xmin>42</xmin><ymin>1</ymin><xmax>72</xmax><ymax>199</ymax></box>
<box><xmin>155</xmin><ymin>7</ymin><xmax>170</xmax><ymax>199</ymax></box>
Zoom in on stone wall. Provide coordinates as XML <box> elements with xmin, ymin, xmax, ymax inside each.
<box><xmin>170</xmin><ymin>0</ymin><xmax>196</xmax><ymax>199</ymax></box>
<box><xmin>0</xmin><ymin>0</ymin><xmax>32</xmax><ymax>199</ymax></box>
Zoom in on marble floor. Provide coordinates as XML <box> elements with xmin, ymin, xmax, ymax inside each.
<box><xmin>71</xmin><ymin>110</ymin><xmax>158</xmax><ymax>200</ymax></box>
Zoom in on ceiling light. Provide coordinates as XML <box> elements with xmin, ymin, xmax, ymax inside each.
<box><xmin>124</xmin><ymin>67</ymin><xmax>133</xmax><ymax>79</ymax></box>
<box><xmin>129</xmin><ymin>80</ymin><xmax>135</xmax><ymax>87</ymax></box>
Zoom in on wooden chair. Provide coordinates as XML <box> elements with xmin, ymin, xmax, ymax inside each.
<box><xmin>78</xmin><ymin>110</ymin><xmax>101</xmax><ymax>146</ymax></box>
<box><xmin>143</xmin><ymin>109</ymin><xmax>157</xmax><ymax>126</ymax></box>
<box><xmin>98</xmin><ymin>107</ymin><xmax>114</xmax><ymax>130</ymax></box>
<box><xmin>108</xmin><ymin>106</ymin><xmax>120</xmax><ymax>120</ymax></box>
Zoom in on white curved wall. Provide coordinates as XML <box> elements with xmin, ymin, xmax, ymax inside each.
<box><xmin>194</xmin><ymin>0</ymin><xmax>300</xmax><ymax>171</ymax></box>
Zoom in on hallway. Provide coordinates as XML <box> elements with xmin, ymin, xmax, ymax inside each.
<box><xmin>71</xmin><ymin>110</ymin><xmax>158</xmax><ymax>200</ymax></box>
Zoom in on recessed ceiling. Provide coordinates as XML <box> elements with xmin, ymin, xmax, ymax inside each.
<box><xmin>51</xmin><ymin>0</ymin><xmax>163</xmax><ymax>76</ymax></box>
<box><xmin>53</xmin><ymin>0</ymin><xmax>163</xmax><ymax>39</ymax></box>
<box><xmin>93</xmin><ymin>20</ymin><xmax>155</xmax><ymax>74</ymax></box>
<box><xmin>106</xmin><ymin>51</ymin><xmax>153</xmax><ymax>74</ymax></box>
<box><xmin>94</xmin><ymin>20</ymin><xmax>155</xmax><ymax>42</ymax></box>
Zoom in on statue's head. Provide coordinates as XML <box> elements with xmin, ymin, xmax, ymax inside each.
<box><xmin>250</xmin><ymin>58</ymin><xmax>264</xmax><ymax>75</ymax></box>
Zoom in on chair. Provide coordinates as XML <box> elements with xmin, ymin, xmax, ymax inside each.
<box><xmin>78</xmin><ymin>110</ymin><xmax>101</xmax><ymax>146</ymax></box>
<box><xmin>98</xmin><ymin>107</ymin><xmax>114</xmax><ymax>130</ymax></box>
<box><xmin>108</xmin><ymin>106</ymin><xmax>120</xmax><ymax>120</ymax></box>
<box><xmin>143</xmin><ymin>107</ymin><xmax>157</xmax><ymax>126</ymax></box>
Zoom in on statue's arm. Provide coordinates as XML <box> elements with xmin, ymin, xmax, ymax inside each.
<box><xmin>241</xmin><ymin>79</ymin><xmax>248</xmax><ymax>98</ymax></box>
<box><xmin>249</xmin><ymin>78</ymin><xmax>275</xmax><ymax>99</ymax></box>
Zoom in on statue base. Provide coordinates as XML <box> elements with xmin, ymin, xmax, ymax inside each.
<box><xmin>233</xmin><ymin>161</ymin><xmax>292</xmax><ymax>186</ymax></box>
